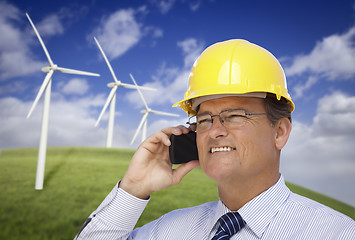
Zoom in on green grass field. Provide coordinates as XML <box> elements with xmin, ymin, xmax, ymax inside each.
<box><xmin>0</xmin><ymin>147</ymin><xmax>354</xmax><ymax>240</ymax></box>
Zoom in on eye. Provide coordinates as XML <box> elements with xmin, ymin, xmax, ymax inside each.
<box><xmin>196</xmin><ymin>115</ymin><xmax>211</xmax><ymax>125</ymax></box>
<box><xmin>229</xmin><ymin>114</ymin><xmax>245</xmax><ymax>118</ymax></box>
<box><xmin>225</xmin><ymin>113</ymin><xmax>246</xmax><ymax>122</ymax></box>
<box><xmin>197</xmin><ymin>118</ymin><xmax>211</xmax><ymax>125</ymax></box>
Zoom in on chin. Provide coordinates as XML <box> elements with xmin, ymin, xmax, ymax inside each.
<box><xmin>201</xmin><ymin>160</ymin><xmax>236</xmax><ymax>182</ymax></box>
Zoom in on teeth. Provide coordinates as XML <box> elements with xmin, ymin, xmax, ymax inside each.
<box><xmin>210</xmin><ymin>147</ymin><xmax>235</xmax><ymax>153</ymax></box>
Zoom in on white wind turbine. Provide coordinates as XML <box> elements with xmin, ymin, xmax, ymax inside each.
<box><xmin>130</xmin><ymin>73</ymin><xmax>179</xmax><ymax>145</ymax></box>
<box><xmin>94</xmin><ymin>37</ymin><xmax>156</xmax><ymax>148</ymax></box>
<box><xmin>26</xmin><ymin>13</ymin><xmax>100</xmax><ymax>190</ymax></box>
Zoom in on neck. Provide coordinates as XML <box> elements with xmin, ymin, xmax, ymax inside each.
<box><xmin>217</xmin><ymin>172</ymin><xmax>280</xmax><ymax>211</ymax></box>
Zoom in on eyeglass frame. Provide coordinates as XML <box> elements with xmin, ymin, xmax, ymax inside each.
<box><xmin>186</xmin><ymin>109</ymin><xmax>269</xmax><ymax>133</ymax></box>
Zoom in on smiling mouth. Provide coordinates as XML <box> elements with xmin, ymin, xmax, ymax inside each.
<box><xmin>210</xmin><ymin>146</ymin><xmax>236</xmax><ymax>153</ymax></box>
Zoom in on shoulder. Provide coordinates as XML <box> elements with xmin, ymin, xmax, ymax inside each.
<box><xmin>285</xmin><ymin>192</ymin><xmax>355</xmax><ymax>232</ymax></box>
<box><xmin>288</xmin><ymin>192</ymin><xmax>351</xmax><ymax>219</ymax></box>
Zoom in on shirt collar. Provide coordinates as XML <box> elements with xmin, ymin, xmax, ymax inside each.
<box><xmin>239</xmin><ymin>175</ymin><xmax>290</xmax><ymax>238</ymax></box>
<box><xmin>210</xmin><ymin>175</ymin><xmax>290</xmax><ymax>238</ymax></box>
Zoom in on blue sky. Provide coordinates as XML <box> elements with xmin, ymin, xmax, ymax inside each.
<box><xmin>0</xmin><ymin>0</ymin><xmax>354</xmax><ymax>206</ymax></box>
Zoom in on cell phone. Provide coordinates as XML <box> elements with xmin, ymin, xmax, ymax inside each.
<box><xmin>169</xmin><ymin>131</ymin><xmax>199</xmax><ymax>164</ymax></box>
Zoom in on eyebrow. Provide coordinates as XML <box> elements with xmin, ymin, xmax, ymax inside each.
<box><xmin>197</xmin><ymin>108</ymin><xmax>248</xmax><ymax>116</ymax></box>
<box><xmin>196</xmin><ymin>110</ymin><xmax>213</xmax><ymax>115</ymax></box>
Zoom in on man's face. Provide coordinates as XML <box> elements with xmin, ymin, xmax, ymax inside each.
<box><xmin>196</xmin><ymin>96</ymin><xmax>279</xmax><ymax>184</ymax></box>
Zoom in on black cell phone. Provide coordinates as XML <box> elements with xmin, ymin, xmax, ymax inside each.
<box><xmin>169</xmin><ymin>131</ymin><xmax>199</xmax><ymax>164</ymax></box>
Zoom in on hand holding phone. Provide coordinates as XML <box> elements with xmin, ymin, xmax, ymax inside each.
<box><xmin>169</xmin><ymin>131</ymin><xmax>199</xmax><ymax>164</ymax></box>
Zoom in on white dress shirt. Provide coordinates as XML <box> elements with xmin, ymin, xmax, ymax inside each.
<box><xmin>75</xmin><ymin>175</ymin><xmax>355</xmax><ymax>239</ymax></box>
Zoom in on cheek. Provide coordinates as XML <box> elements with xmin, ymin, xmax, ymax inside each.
<box><xmin>196</xmin><ymin>134</ymin><xmax>207</xmax><ymax>161</ymax></box>
<box><xmin>244</xmin><ymin>132</ymin><xmax>275</xmax><ymax>165</ymax></box>
<box><xmin>236</xmin><ymin>128</ymin><xmax>274</xmax><ymax>162</ymax></box>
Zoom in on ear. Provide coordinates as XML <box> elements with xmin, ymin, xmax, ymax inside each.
<box><xmin>274</xmin><ymin>118</ymin><xmax>292</xmax><ymax>150</ymax></box>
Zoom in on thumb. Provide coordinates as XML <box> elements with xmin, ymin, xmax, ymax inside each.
<box><xmin>172</xmin><ymin>160</ymin><xmax>200</xmax><ymax>185</ymax></box>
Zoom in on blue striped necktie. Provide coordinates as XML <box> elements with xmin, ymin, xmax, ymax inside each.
<box><xmin>212</xmin><ymin>212</ymin><xmax>245</xmax><ymax>240</ymax></box>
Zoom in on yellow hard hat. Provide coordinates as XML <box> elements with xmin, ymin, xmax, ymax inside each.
<box><xmin>173</xmin><ymin>39</ymin><xmax>295</xmax><ymax>115</ymax></box>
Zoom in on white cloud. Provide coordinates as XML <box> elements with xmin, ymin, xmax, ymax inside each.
<box><xmin>0</xmin><ymin>2</ymin><xmax>81</xmax><ymax>81</ymax></box>
<box><xmin>126</xmin><ymin>38</ymin><xmax>204</xmax><ymax>109</ymax></box>
<box><xmin>293</xmin><ymin>76</ymin><xmax>318</xmax><ymax>99</ymax></box>
<box><xmin>187</xmin><ymin>0</ymin><xmax>203</xmax><ymax>11</ymax></box>
<box><xmin>91</xmin><ymin>7</ymin><xmax>163</xmax><ymax>60</ymax></box>
<box><xmin>285</xmin><ymin>25</ymin><xmax>355</xmax><ymax>99</ymax></box>
<box><xmin>0</xmin><ymin>2</ymin><xmax>45</xmax><ymax>80</ymax></box>
<box><xmin>0</xmin><ymin>80</ymin><xmax>27</xmax><ymax>95</ymax></box>
<box><xmin>152</xmin><ymin>27</ymin><xmax>163</xmax><ymax>38</ymax></box>
<box><xmin>281</xmin><ymin>91</ymin><xmax>355</xmax><ymax>205</ymax></box>
<box><xmin>0</xmin><ymin>2</ymin><xmax>21</xmax><ymax>50</ymax></box>
<box><xmin>92</xmin><ymin>9</ymin><xmax>142</xmax><ymax>60</ymax></box>
<box><xmin>30</xmin><ymin>4</ymin><xmax>89</xmax><ymax>37</ymax></box>
<box><xmin>151</xmin><ymin>0</ymin><xmax>203</xmax><ymax>14</ymax></box>
<box><xmin>58</xmin><ymin>78</ymin><xmax>90</xmax><ymax>95</ymax></box>
<box><xmin>286</xmin><ymin>26</ymin><xmax>355</xmax><ymax>80</ymax></box>
<box><xmin>313</xmin><ymin>91</ymin><xmax>355</xmax><ymax>137</ymax></box>
<box><xmin>0</xmin><ymin>1</ymin><xmax>19</xmax><ymax>20</ymax></box>
<box><xmin>143</xmin><ymin>25</ymin><xmax>164</xmax><ymax>39</ymax></box>
<box><xmin>152</xmin><ymin>0</ymin><xmax>176</xmax><ymax>14</ymax></box>
<box><xmin>57</xmin><ymin>4</ymin><xmax>90</xmax><ymax>25</ymax></box>
<box><xmin>35</xmin><ymin>14</ymin><xmax>64</xmax><ymax>37</ymax></box>
<box><xmin>177</xmin><ymin>38</ymin><xmax>204</xmax><ymax>67</ymax></box>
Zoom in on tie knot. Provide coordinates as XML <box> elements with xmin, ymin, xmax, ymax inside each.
<box><xmin>212</xmin><ymin>212</ymin><xmax>245</xmax><ymax>240</ymax></box>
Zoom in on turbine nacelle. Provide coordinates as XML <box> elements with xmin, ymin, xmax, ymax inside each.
<box><xmin>107</xmin><ymin>82</ymin><xmax>118</xmax><ymax>88</ymax></box>
<box><xmin>41</xmin><ymin>65</ymin><xmax>58</xmax><ymax>73</ymax></box>
<box><xmin>140</xmin><ymin>109</ymin><xmax>151</xmax><ymax>114</ymax></box>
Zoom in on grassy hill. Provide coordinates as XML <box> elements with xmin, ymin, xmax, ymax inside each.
<box><xmin>0</xmin><ymin>147</ymin><xmax>353</xmax><ymax>240</ymax></box>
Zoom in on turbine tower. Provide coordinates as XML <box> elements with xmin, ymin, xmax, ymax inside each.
<box><xmin>130</xmin><ymin>73</ymin><xmax>179</xmax><ymax>145</ymax></box>
<box><xmin>94</xmin><ymin>37</ymin><xmax>156</xmax><ymax>148</ymax></box>
<box><xmin>26</xmin><ymin>13</ymin><xmax>100</xmax><ymax>190</ymax></box>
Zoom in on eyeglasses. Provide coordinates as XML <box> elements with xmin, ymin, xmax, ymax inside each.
<box><xmin>187</xmin><ymin>109</ymin><xmax>268</xmax><ymax>133</ymax></box>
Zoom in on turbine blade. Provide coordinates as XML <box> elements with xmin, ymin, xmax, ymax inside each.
<box><xmin>129</xmin><ymin>73</ymin><xmax>149</xmax><ymax>110</ymax></box>
<box><xmin>94</xmin><ymin>37</ymin><xmax>119</xmax><ymax>83</ymax></box>
<box><xmin>150</xmin><ymin>110</ymin><xmax>179</xmax><ymax>117</ymax></box>
<box><xmin>120</xmin><ymin>82</ymin><xmax>157</xmax><ymax>91</ymax></box>
<box><xmin>26</xmin><ymin>13</ymin><xmax>54</xmax><ymax>66</ymax></box>
<box><xmin>56</xmin><ymin>67</ymin><xmax>100</xmax><ymax>77</ymax></box>
<box><xmin>131</xmin><ymin>113</ymin><xmax>149</xmax><ymax>145</ymax></box>
<box><xmin>27</xmin><ymin>70</ymin><xmax>54</xmax><ymax>118</ymax></box>
<box><xmin>95</xmin><ymin>86</ymin><xmax>118</xmax><ymax>126</ymax></box>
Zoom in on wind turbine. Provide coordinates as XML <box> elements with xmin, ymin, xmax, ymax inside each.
<box><xmin>26</xmin><ymin>13</ymin><xmax>100</xmax><ymax>190</ymax></box>
<box><xmin>130</xmin><ymin>73</ymin><xmax>179</xmax><ymax>145</ymax></box>
<box><xmin>93</xmin><ymin>37</ymin><xmax>156</xmax><ymax>148</ymax></box>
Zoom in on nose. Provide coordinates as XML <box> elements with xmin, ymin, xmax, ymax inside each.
<box><xmin>208</xmin><ymin>116</ymin><xmax>228</xmax><ymax>138</ymax></box>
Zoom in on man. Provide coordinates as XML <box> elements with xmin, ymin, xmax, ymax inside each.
<box><xmin>75</xmin><ymin>39</ymin><xmax>354</xmax><ymax>239</ymax></box>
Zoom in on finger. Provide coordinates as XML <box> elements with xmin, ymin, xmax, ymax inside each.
<box><xmin>187</xmin><ymin>125</ymin><xmax>195</xmax><ymax>132</ymax></box>
<box><xmin>143</xmin><ymin>130</ymin><xmax>171</xmax><ymax>148</ymax></box>
<box><xmin>175</xmin><ymin>125</ymin><xmax>191</xmax><ymax>134</ymax></box>
<box><xmin>162</xmin><ymin>125</ymin><xmax>190</xmax><ymax>136</ymax></box>
<box><xmin>171</xmin><ymin>160</ymin><xmax>200</xmax><ymax>185</ymax></box>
